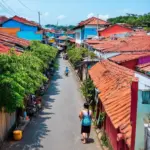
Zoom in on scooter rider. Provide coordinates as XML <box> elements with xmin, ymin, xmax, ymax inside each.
<box><xmin>65</xmin><ymin>67</ymin><xmax>69</xmax><ymax>76</ymax></box>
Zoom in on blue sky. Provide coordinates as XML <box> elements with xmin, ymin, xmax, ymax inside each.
<box><xmin>0</xmin><ymin>0</ymin><xmax>150</xmax><ymax>25</ymax></box>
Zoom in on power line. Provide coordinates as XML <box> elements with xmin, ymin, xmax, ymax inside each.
<box><xmin>1</xmin><ymin>0</ymin><xmax>17</xmax><ymax>15</ymax></box>
<box><xmin>17</xmin><ymin>0</ymin><xmax>33</xmax><ymax>12</ymax></box>
<box><xmin>0</xmin><ymin>1</ymin><xmax>13</xmax><ymax>16</ymax></box>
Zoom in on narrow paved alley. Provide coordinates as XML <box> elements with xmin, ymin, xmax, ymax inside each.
<box><xmin>2</xmin><ymin>57</ymin><xmax>101</xmax><ymax>150</ymax></box>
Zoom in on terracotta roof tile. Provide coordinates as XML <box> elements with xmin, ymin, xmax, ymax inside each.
<box><xmin>89</xmin><ymin>60</ymin><xmax>135</xmax><ymax>147</ymax></box>
<box><xmin>89</xmin><ymin>36</ymin><xmax>150</xmax><ymax>52</ymax></box>
<box><xmin>0</xmin><ymin>16</ymin><xmax>8</xmax><ymax>24</ymax></box>
<box><xmin>0</xmin><ymin>43</ymin><xmax>21</xmax><ymax>55</ymax></box>
<box><xmin>109</xmin><ymin>52</ymin><xmax>150</xmax><ymax>63</ymax></box>
<box><xmin>0</xmin><ymin>32</ymin><xmax>30</xmax><ymax>48</ymax></box>
<box><xmin>137</xmin><ymin>62</ymin><xmax>150</xmax><ymax>73</ymax></box>
<box><xmin>74</xmin><ymin>17</ymin><xmax>109</xmax><ymax>29</ymax></box>
<box><xmin>12</xmin><ymin>16</ymin><xmax>39</xmax><ymax>27</ymax></box>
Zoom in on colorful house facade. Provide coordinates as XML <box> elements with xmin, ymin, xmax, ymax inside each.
<box><xmin>98</xmin><ymin>24</ymin><xmax>133</xmax><ymax>37</ymax></box>
<box><xmin>66</xmin><ymin>30</ymin><xmax>75</xmax><ymax>38</ymax></box>
<box><xmin>73</xmin><ymin>17</ymin><xmax>110</xmax><ymax>45</ymax></box>
<box><xmin>1</xmin><ymin>16</ymin><xmax>42</xmax><ymax>40</ymax></box>
<box><xmin>89</xmin><ymin>60</ymin><xmax>138</xmax><ymax>150</ymax></box>
<box><xmin>2</xmin><ymin>16</ymin><xmax>39</xmax><ymax>32</ymax></box>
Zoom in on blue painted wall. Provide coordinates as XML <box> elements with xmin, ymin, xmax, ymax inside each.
<box><xmin>83</xmin><ymin>27</ymin><xmax>97</xmax><ymax>39</ymax></box>
<box><xmin>2</xmin><ymin>20</ymin><xmax>38</xmax><ymax>32</ymax></box>
<box><xmin>135</xmin><ymin>90</ymin><xmax>150</xmax><ymax>150</ymax></box>
<box><xmin>46</xmin><ymin>32</ymin><xmax>55</xmax><ymax>38</ymax></box>
<box><xmin>17</xmin><ymin>31</ymin><xmax>42</xmax><ymax>41</ymax></box>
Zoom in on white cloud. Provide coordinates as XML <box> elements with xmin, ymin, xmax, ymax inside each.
<box><xmin>87</xmin><ymin>13</ymin><xmax>94</xmax><ymax>18</ymax></box>
<box><xmin>98</xmin><ymin>14</ymin><xmax>109</xmax><ymax>20</ymax></box>
<box><xmin>57</xmin><ymin>15</ymin><xmax>66</xmax><ymax>20</ymax></box>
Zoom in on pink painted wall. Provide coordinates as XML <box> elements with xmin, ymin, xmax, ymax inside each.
<box><xmin>138</xmin><ymin>56</ymin><xmax>150</xmax><ymax>65</ymax></box>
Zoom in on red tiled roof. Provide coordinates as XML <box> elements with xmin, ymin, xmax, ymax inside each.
<box><xmin>89</xmin><ymin>36</ymin><xmax>150</xmax><ymax>52</ymax></box>
<box><xmin>137</xmin><ymin>62</ymin><xmax>150</xmax><ymax>73</ymax></box>
<box><xmin>74</xmin><ymin>17</ymin><xmax>109</xmax><ymax>29</ymax></box>
<box><xmin>0</xmin><ymin>32</ymin><xmax>30</xmax><ymax>48</ymax></box>
<box><xmin>69</xmin><ymin>39</ymin><xmax>75</xmax><ymax>43</ymax></box>
<box><xmin>85</xmin><ymin>39</ymin><xmax>101</xmax><ymax>44</ymax></box>
<box><xmin>109</xmin><ymin>52</ymin><xmax>150</xmax><ymax>63</ymax></box>
<box><xmin>66</xmin><ymin>30</ymin><xmax>75</xmax><ymax>34</ymax></box>
<box><xmin>89</xmin><ymin>60</ymin><xmax>135</xmax><ymax>147</ymax></box>
<box><xmin>133</xmin><ymin>30</ymin><xmax>147</xmax><ymax>36</ymax></box>
<box><xmin>43</xmin><ymin>29</ymin><xmax>55</xmax><ymax>33</ymax></box>
<box><xmin>0</xmin><ymin>43</ymin><xmax>21</xmax><ymax>55</ymax></box>
<box><xmin>3</xmin><ymin>16</ymin><xmax>40</xmax><ymax>27</ymax></box>
<box><xmin>0</xmin><ymin>16</ymin><xmax>8</xmax><ymax>24</ymax></box>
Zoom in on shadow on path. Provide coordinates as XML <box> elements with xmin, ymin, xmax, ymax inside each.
<box><xmin>1</xmin><ymin>66</ymin><xmax>62</xmax><ymax>150</ymax></box>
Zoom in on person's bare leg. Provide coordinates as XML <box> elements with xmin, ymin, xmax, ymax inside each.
<box><xmin>81</xmin><ymin>133</ymin><xmax>84</xmax><ymax>141</ymax></box>
<box><xmin>82</xmin><ymin>133</ymin><xmax>86</xmax><ymax>144</ymax></box>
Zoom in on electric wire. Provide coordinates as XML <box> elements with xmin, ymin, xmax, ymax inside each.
<box><xmin>0</xmin><ymin>1</ymin><xmax>13</xmax><ymax>16</ymax></box>
<box><xmin>17</xmin><ymin>0</ymin><xmax>34</xmax><ymax>12</ymax></box>
<box><xmin>1</xmin><ymin>0</ymin><xmax>17</xmax><ymax>15</ymax></box>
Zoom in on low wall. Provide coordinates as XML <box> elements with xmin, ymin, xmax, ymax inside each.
<box><xmin>0</xmin><ymin>110</ymin><xmax>16</xmax><ymax>147</ymax></box>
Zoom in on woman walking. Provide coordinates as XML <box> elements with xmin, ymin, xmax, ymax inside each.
<box><xmin>79</xmin><ymin>103</ymin><xmax>92</xmax><ymax>144</ymax></box>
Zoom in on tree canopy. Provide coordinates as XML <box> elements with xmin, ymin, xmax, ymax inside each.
<box><xmin>107</xmin><ymin>12</ymin><xmax>150</xmax><ymax>27</ymax></box>
<box><xmin>0</xmin><ymin>42</ymin><xmax>58</xmax><ymax>113</ymax></box>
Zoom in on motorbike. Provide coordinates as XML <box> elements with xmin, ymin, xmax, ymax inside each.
<box><xmin>26</xmin><ymin>104</ymin><xmax>38</xmax><ymax>118</ymax></box>
<box><xmin>65</xmin><ymin>71</ymin><xmax>69</xmax><ymax>76</ymax></box>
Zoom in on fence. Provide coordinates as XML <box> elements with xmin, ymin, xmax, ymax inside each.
<box><xmin>0</xmin><ymin>110</ymin><xmax>16</xmax><ymax>146</ymax></box>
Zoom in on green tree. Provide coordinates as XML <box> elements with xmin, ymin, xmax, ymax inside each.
<box><xmin>0</xmin><ymin>42</ymin><xmax>58</xmax><ymax>113</ymax></box>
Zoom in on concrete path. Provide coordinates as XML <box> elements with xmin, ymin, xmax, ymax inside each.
<box><xmin>2</xmin><ymin>57</ymin><xmax>101</xmax><ymax>150</ymax></box>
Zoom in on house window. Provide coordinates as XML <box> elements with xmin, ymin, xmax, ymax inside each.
<box><xmin>142</xmin><ymin>91</ymin><xmax>150</xmax><ymax>104</ymax></box>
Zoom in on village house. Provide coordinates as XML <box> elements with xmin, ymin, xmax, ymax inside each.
<box><xmin>0</xmin><ymin>27</ymin><xmax>20</xmax><ymax>37</ymax></box>
<box><xmin>66</xmin><ymin>30</ymin><xmax>75</xmax><ymax>38</ymax></box>
<box><xmin>0</xmin><ymin>32</ymin><xmax>30</xmax><ymax>51</ymax></box>
<box><xmin>73</xmin><ymin>17</ymin><xmax>110</xmax><ymax>45</ymax></box>
<box><xmin>1</xmin><ymin>16</ymin><xmax>42</xmax><ymax>40</ymax></box>
<box><xmin>109</xmin><ymin>53</ymin><xmax>150</xmax><ymax>149</ymax></box>
<box><xmin>0</xmin><ymin>16</ymin><xmax>8</xmax><ymax>24</ymax></box>
<box><xmin>84</xmin><ymin>36</ymin><xmax>150</xmax><ymax>59</ymax></box>
<box><xmin>0</xmin><ymin>32</ymin><xmax>30</xmax><ymax>147</ymax></box>
<box><xmin>109</xmin><ymin>52</ymin><xmax>150</xmax><ymax>70</ymax></box>
<box><xmin>89</xmin><ymin>60</ymin><xmax>138</xmax><ymax>150</ymax></box>
<box><xmin>98</xmin><ymin>24</ymin><xmax>133</xmax><ymax>37</ymax></box>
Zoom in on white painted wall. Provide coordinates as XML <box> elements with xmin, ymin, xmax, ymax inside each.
<box><xmin>75</xmin><ymin>29</ymin><xmax>82</xmax><ymax>44</ymax></box>
<box><xmin>135</xmin><ymin>72</ymin><xmax>150</xmax><ymax>90</ymax></box>
<box><xmin>94</xmin><ymin>50</ymin><xmax>120</xmax><ymax>59</ymax></box>
<box><xmin>85</xmin><ymin>25</ymin><xmax>97</xmax><ymax>28</ymax></box>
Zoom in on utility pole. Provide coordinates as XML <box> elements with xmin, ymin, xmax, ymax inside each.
<box><xmin>38</xmin><ymin>11</ymin><xmax>41</xmax><ymax>26</ymax></box>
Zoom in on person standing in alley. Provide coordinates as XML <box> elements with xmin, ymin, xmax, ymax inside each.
<box><xmin>79</xmin><ymin>103</ymin><xmax>92</xmax><ymax>144</ymax></box>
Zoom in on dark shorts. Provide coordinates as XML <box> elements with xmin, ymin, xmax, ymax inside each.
<box><xmin>81</xmin><ymin>125</ymin><xmax>91</xmax><ymax>134</ymax></box>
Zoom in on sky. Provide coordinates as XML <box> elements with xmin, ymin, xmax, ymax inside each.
<box><xmin>0</xmin><ymin>0</ymin><xmax>150</xmax><ymax>25</ymax></box>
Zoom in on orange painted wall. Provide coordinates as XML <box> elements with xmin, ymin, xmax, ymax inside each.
<box><xmin>0</xmin><ymin>27</ymin><xmax>20</xmax><ymax>36</ymax></box>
